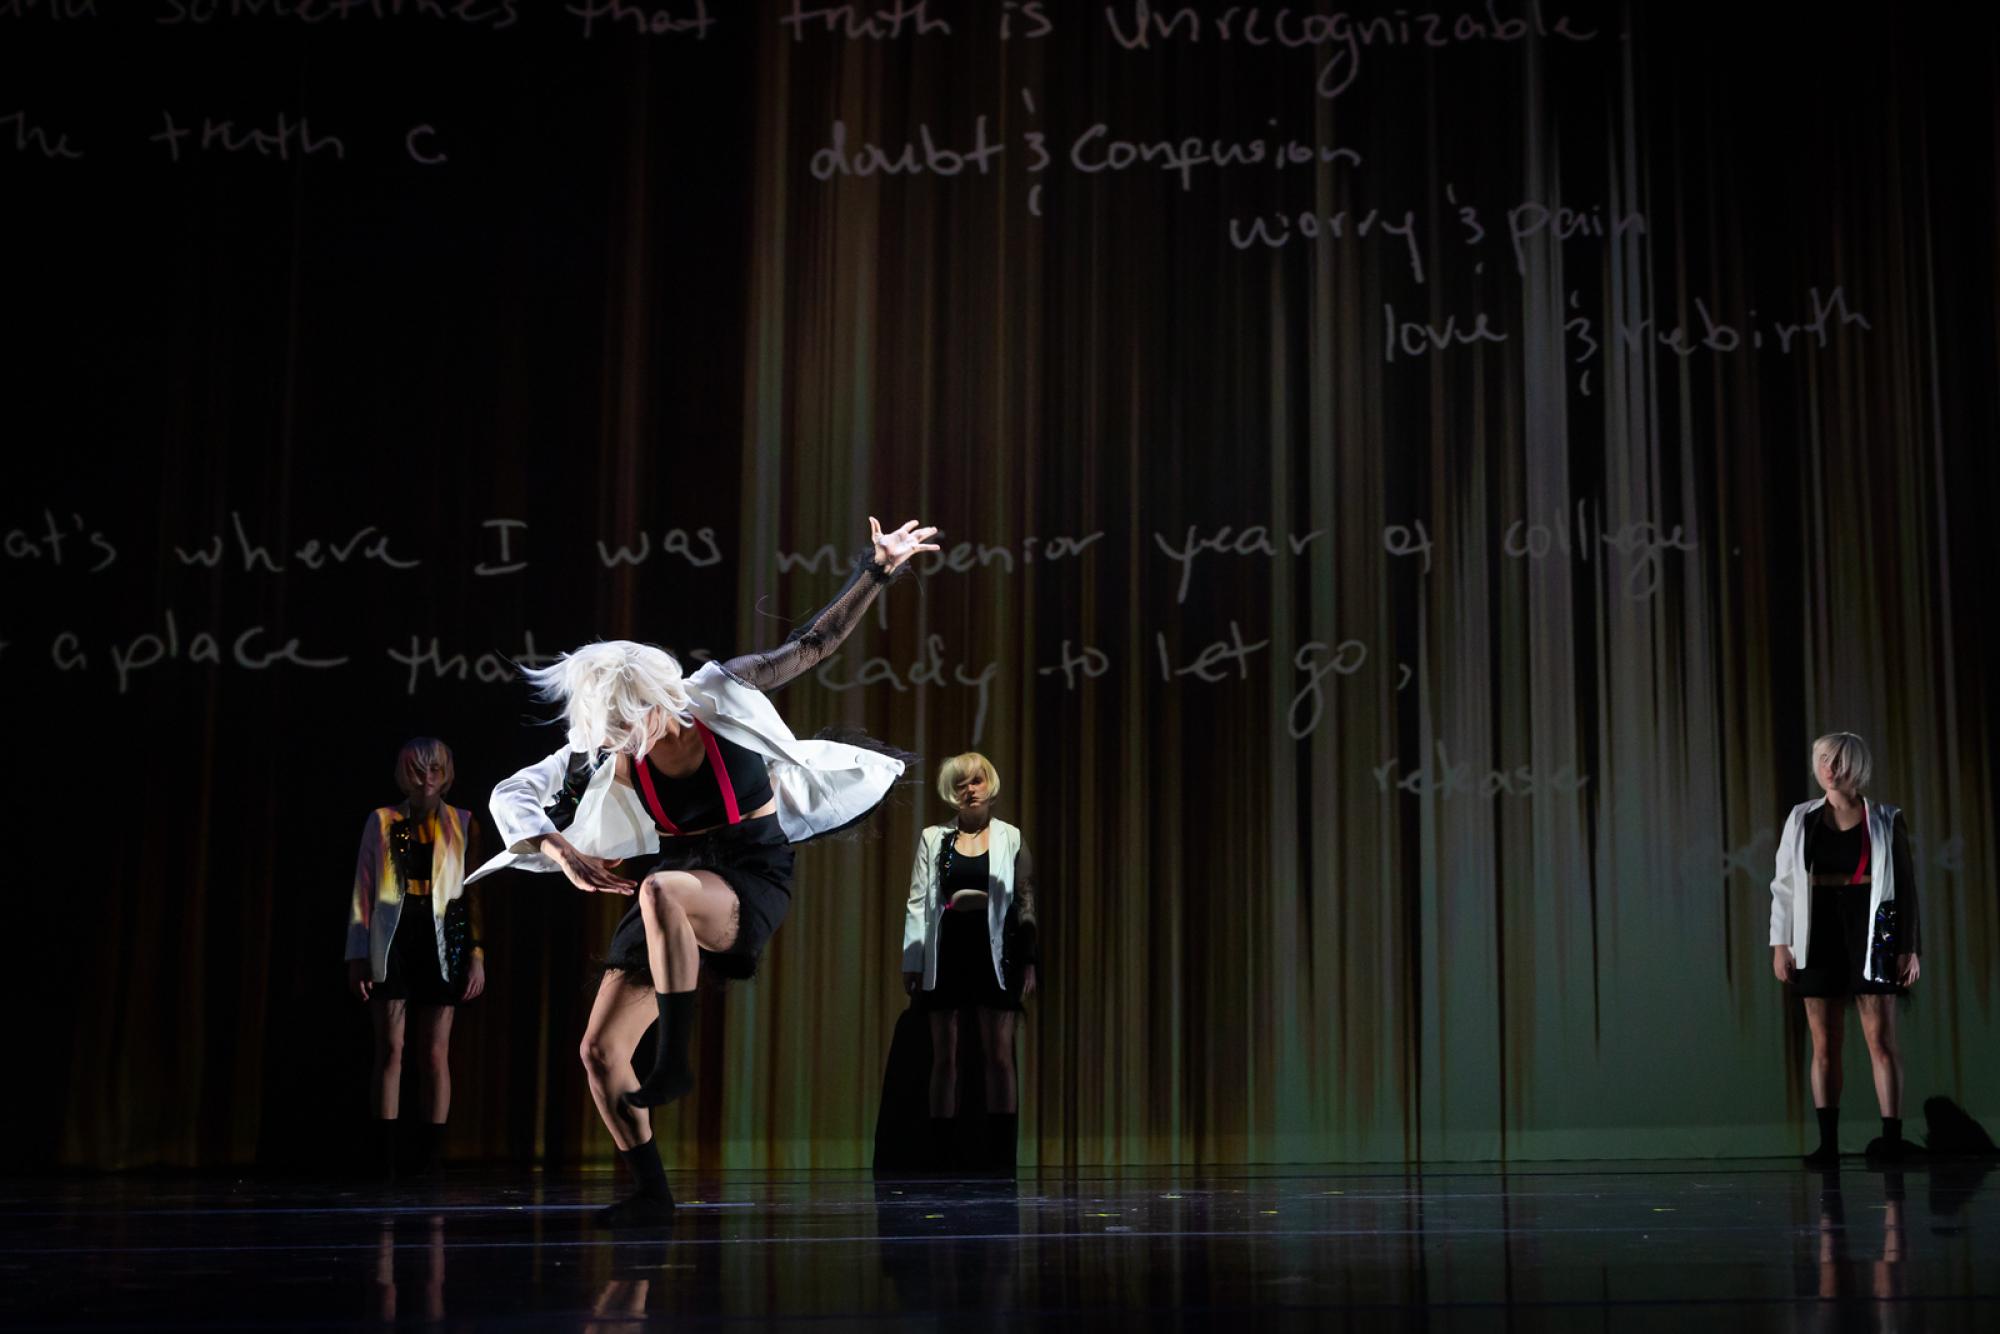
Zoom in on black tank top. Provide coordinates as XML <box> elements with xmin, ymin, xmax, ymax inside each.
<box><xmin>943</xmin><ymin>851</ymin><xmax>989</xmax><ymax>896</ymax></box>
<box><xmin>636</xmin><ymin>725</ymin><xmax>774</xmax><ymax>833</ymax></box>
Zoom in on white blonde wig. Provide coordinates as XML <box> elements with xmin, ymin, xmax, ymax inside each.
<box><xmin>1812</xmin><ymin>732</ymin><xmax>1873</xmax><ymax>795</ymax></box>
<box><xmin>936</xmin><ymin>751</ymin><xmax>1002</xmax><ymax>805</ymax></box>
<box><xmin>524</xmin><ymin>641</ymin><xmax>693</xmax><ymax>756</ymax></box>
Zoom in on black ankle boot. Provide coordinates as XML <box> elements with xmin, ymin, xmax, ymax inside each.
<box><xmin>371</xmin><ymin>1118</ymin><xmax>398</xmax><ymax>1182</ymax></box>
<box><xmin>928</xmin><ymin>1117</ymin><xmax>956</xmax><ymax>1174</ymax></box>
<box><xmin>1804</xmin><ymin>1106</ymin><xmax>1841</xmax><ymax>1168</ymax></box>
<box><xmin>626</xmin><ymin>991</ymin><xmax>698</xmax><ymax>1110</ymax></box>
<box><xmin>407</xmin><ymin>1122</ymin><xmax>446</xmax><ymax>1178</ymax></box>
<box><xmin>983</xmin><ymin>1113</ymin><xmax>1018</xmax><ymax>1176</ymax></box>
<box><xmin>1867</xmin><ymin>1115</ymin><xmax>1912</xmax><ymax>1162</ymax></box>
<box><xmin>595</xmin><ymin>1138</ymin><xmax>675</xmax><ymax>1228</ymax></box>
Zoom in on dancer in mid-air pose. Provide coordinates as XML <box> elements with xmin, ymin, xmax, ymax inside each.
<box><xmin>470</xmin><ymin>517</ymin><xmax>938</xmax><ymax>1224</ymax></box>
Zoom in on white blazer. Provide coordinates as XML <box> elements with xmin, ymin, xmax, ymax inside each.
<box><xmin>902</xmin><ymin>818</ymin><xmax>1026</xmax><ymax>992</ymax></box>
<box><xmin>466</xmin><ymin>660</ymin><xmax>906</xmax><ymax>882</ymax></box>
<box><xmin>344</xmin><ymin>804</ymin><xmax>476</xmax><ymax>984</ymax></box>
<box><xmin>1768</xmin><ymin>796</ymin><xmax>1902</xmax><ymax>980</ymax></box>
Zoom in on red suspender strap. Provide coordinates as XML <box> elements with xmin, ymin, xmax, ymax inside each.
<box><xmin>1850</xmin><ymin>808</ymin><xmax>1871</xmax><ymax>885</ymax></box>
<box><xmin>633</xmin><ymin>753</ymin><xmax>681</xmax><ymax>836</ymax></box>
<box><xmin>633</xmin><ymin>724</ymin><xmax>741</xmax><ymax>834</ymax></box>
<box><xmin>696</xmin><ymin>722</ymin><xmax>743</xmax><ymax>825</ymax></box>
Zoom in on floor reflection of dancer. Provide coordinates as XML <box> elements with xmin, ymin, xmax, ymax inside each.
<box><xmin>1770</xmin><ymin>732</ymin><xmax>1922</xmax><ymax>1168</ymax></box>
<box><xmin>469</xmin><ymin>518</ymin><xmax>938</xmax><ymax>1226</ymax></box>
<box><xmin>346</xmin><ymin>738</ymin><xmax>486</xmax><ymax>1178</ymax></box>
<box><xmin>902</xmin><ymin>752</ymin><xmax>1038</xmax><ymax>1172</ymax></box>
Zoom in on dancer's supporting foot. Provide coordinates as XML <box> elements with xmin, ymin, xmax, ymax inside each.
<box><xmin>581</xmin><ymin>976</ymin><xmax>677</xmax><ymax>1228</ymax></box>
<box><xmin>595</xmin><ymin>1138</ymin><xmax>676</xmax><ymax>1227</ymax></box>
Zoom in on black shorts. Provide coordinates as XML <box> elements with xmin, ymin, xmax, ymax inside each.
<box><xmin>1792</xmin><ymin>883</ymin><xmax>1906</xmax><ymax>998</ymax></box>
<box><xmin>604</xmin><ymin>815</ymin><xmax>796</xmax><ymax>984</ymax></box>
<box><xmin>917</xmin><ymin>906</ymin><xmax>1024</xmax><ymax>1013</ymax></box>
<box><xmin>373</xmin><ymin>903</ymin><xmax>464</xmax><ymax>1007</ymax></box>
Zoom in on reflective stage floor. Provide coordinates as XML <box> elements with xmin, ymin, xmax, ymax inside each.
<box><xmin>2</xmin><ymin>1161</ymin><xmax>1994</xmax><ymax>1330</ymax></box>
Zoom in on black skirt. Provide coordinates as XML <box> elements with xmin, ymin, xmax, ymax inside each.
<box><xmin>917</xmin><ymin>906</ymin><xmax>1024</xmax><ymax>1013</ymax></box>
<box><xmin>604</xmin><ymin>815</ymin><xmax>796</xmax><ymax>984</ymax></box>
<box><xmin>1792</xmin><ymin>883</ymin><xmax>1907</xmax><ymax>998</ymax></box>
<box><xmin>374</xmin><ymin>902</ymin><xmax>464</xmax><ymax>1007</ymax></box>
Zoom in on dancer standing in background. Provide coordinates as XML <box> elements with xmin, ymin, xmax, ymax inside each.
<box><xmin>903</xmin><ymin>752</ymin><xmax>1038</xmax><ymax>1172</ymax></box>
<box><xmin>347</xmin><ymin>737</ymin><xmax>486</xmax><ymax>1179</ymax></box>
<box><xmin>1770</xmin><ymin>732</ymin><xmax>1921</xmax><ymax>1167</ymax></box>
<box><xmin>470</xmin><ymin>517</ymin><xmax>937</xmax><ymax>1225</ymax></box>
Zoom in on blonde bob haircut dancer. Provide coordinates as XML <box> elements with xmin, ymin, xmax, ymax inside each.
<box><xmin>1770</xmin><ymin>731</ymin><xmax>1922</xmax><ymax>1167</ymax></box>
<box><xmin>935</xmin><ymin>752</ymin><xmax>1001</xmax><ymax>805</ymax></box>
<box><xmin>903</xmin><ymin>750</ymin><xmax>1039</xmax><ymax>1171</ymax></box>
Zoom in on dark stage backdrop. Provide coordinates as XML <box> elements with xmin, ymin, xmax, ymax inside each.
<box><xmin>2</xmin><ymin>2</ymin><xmax>1995</xmax><ymax>1171</ymax></box>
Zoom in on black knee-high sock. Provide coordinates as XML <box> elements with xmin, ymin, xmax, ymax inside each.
<box><xmin>1882</xmin><ymin>1116</ymin><xmax>1903</xmax><ymax>1145</ymax></box>
<box><xmin>373</xmin><ymin>1118</ymin><xmax>398</xmax><ymax>1181</ymax></box>
<box><xmin>619</xmin><ymin>1138</ymin><xmax>671</xmax><ymax>1200</ymax></box>
<box><xmin>627</xmin><ymin>991</ymin><xmax>698</xmax><ymax>1108</ymax></box>
<box><xmin>1816</xmin><ymin>1107</ymin><xmax>1840</xmax><ymax>1153</ymax></box>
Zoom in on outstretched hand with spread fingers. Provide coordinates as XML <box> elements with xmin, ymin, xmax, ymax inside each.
<box><xmin>871</xmin><ymin>516</ymin><xmax>941</xmax><ymax>574</ymax></box>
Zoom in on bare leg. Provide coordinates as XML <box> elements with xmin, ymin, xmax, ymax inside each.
<box><xmin>1803</xmin><ymin>997</ymin><xmax>1846</xmax><ymax>1109</ymax></box>
<box><xmin>927</xmin><ymin>1011</ymin><xmax>959</xmax><ymax>1118</ymax></box>
<box><xmin>580</xmin><ymin>975</ymin><xmax>661</xmax><ymax>1151</ymax></box>
<box><xmin>1855</xmin><ymin>995</ymin><xmax>1903</xmax><ymax>1119</ymax></box>
<box><xmin>977</xmin><ymin>1008</ymin><xmax>1018</xmax><ymax>1114</ymax></box>
<box><xmin>637</xmin><ymin>869</ymin><xmax>741</xmax><ymax>992</ymax></box>
<box><xmin>408</xmin><ymin>1005</ymin><xmax>455</xmax><ymax>1124</ymax></box>
<box><xmin>370</xmin><ymin>999</ymin><xmax>407</xmax><ymax>1120</ymax></box>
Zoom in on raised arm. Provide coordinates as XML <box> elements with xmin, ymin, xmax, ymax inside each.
<box><xmin>720</xmin><ymin>517</ymin><xmax>939</xmax><ymax>691</ymax></box>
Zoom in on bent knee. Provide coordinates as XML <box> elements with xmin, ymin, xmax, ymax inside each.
<box><xmin>643</xmin><ymin>875</ymin><xmax>695</xmax><ymax>919</ymax></box>
<box><xmin>579</xmin><ymin>1035</ymin><xmax>620</xmax><ymax>1077</ymax></box>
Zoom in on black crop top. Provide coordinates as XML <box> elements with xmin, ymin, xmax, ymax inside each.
<box><xmin>1807</xmin><ymin>808</ymin><xmax>1869</xmax><ymax>879</ymax></box>
<box><xmin>637</xmin><ymin>726</ymin><xmax>775</xmax><ymax>833</ymax></box>
<box><xmin>943</xmin><ymin>850</ymin><xmax>989</xmax><ymax>896</ymax></box>
<box><xmin>389</xmin><ymin>814</ymin><xmax>436</xmax><ymax>890</ymax></box>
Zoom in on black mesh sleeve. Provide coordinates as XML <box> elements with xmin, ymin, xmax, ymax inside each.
<box><xmin>1010</xmin><ymin>846</ymin><xmax>1039</xmax><ymax>967</ymax></box>
<box><xmin>1892</xmin><ymin>812</ymin><xmax>1919</xmax><ymax>955</ymax></box>
<box><xmin>718</xmin><ymin>554</ymin><xmax>902</xmax><ymax>691</ymax></box>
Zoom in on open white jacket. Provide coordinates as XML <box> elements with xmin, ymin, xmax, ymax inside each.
<box><xmin>1768</xmin><ymin>796</ymin><xmax>1903</xmax><ymax>980</ymax></box>
<box><xmin>467</xmin><ymin>661</ymin><xmax>906</xmax><ymax>881</ymax></box>
<box><xmin>902</xmin><ymin>818</ymin><xmax>1029</xmax><ymax>991</ymax></box>
<box><xmin>345</xmin><ymin>803</ymin><xmax>477</xmax><ymax>984</ymax></box>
